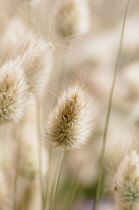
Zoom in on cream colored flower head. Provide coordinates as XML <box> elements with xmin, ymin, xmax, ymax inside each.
<box><xmin>55</xmin><ymin>0</ymin><xmax>90</xmax><ymax>39</ymax></box>
<box><xmin>21</xmin><ymin>37</ymin><xmax>54</xmax><ymax>94</ymax></box>
<box><xmin>0</xmin><ymin>59</ymin><xmax>28</xmax><ymax>123</ymax></box>
<box><xmin>46</xmin><ymin>84</ymin><xmax>95</xmax><ymax>149</ymax></box>
<box><xmin>0</xmin><ymin>18</ymin><xmax>27</xmax><ymax>62</ymax></box>
<box><xmin>114</xmin><ymin>151</ymin><xmax>139</xmax><ymax>207</ymax></box>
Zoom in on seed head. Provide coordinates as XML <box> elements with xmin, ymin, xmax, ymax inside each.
<box><xmin>114</xmin><ymin>151</ymin><xmax>139</xmax><ymax>208</ymax></box>
<box><xmin>55</xmin><ymin>0</ymin><xmax>90</xmax><ymax>39</ymax></box>
<box><xmin>0</xmin><ymin>60</ymin><xmax>28</xmax><ymax>123</ymax></box>
<box><xmin>21</xmin><ymin>37</ymin><xmax>54</xmax><ymax>94</ymax></box>
<box><xmin>0</xmin><ymin>18</ymin><xmax>27</xmax><ymax>62</ymax></box>
<box><xmin>46</xmin><ymin>84</ymin><xmax>95</xmax><ymax>149</ymax></box>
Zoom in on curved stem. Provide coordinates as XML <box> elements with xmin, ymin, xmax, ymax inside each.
<box><xmin>12</xmin><ymin>122</ymin><xmax>23</xmax><ymax>210</ymax></box>
<box><xmin>44</xmin><ymin>145</ymin><xmax>53</xmax><ymax>210</ymax></box>
<box><xmin>35</xmin><ymin>95</ymin><xmax>45</xmax><ymax>210</ymax></box>
<box><xmin>49</xmin><ymin>147</ymin><xmax>66</xmax><ymax>210</ymax></box>
<box><xmin>93</xmin><ymin>0</ymin><xmax>131</xmax><ymax>209</ymax></box>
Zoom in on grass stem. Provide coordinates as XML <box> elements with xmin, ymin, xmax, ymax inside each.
<box><xmin>44</xmin><ymin>145</ymin><xmax>53</xmax><ymax>210</ymax></box>
<box><xmin>93</xmin><ymin>0</ymin><xmax>131</xmax><ymax>209</ymax></box>
<box><xmin>49</xmin><ymin>147</ymin><xmax>66</xmax><ymax>210</ymax></box>
<box><xmin>35</xmin><ymin>95</ymin><xmax>45</xmax><ymax>210</ymax></box>
<box><xmin>12</xmin><ymin>122</ymin><xmax>23</xmax><ymax>210</ymax></box>
<box><xmin>130</xmin><ymin>204</ymin><xmax>133</xmax><ymax>210</ymax></box>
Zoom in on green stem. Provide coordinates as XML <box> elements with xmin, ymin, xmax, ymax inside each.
<box><xmin>130</xmin><ymin>204</ymin><xmax>133</xmax><ymax>210</ymax></box>
<box><xmin>93</xmin><ymin>0</ymin><xmax>131</xmax><ymax>209</ymax></box>
<box><xmin>67</xmin><ymin>179</ymin><xmax>80</xmax><ymax>210</ymax></box>
<box><xmin>44</xmin><ymin>145</ymin><xmax>53</xmax><ymax>210</ymax></box>
<box><xmin>49</xmin><ymin>147</ymin><xmax>66</xmax><ymax>210</ymax></box>
<box><xmin>35</xmin><ymin>95</ymin><xmax>45</xmax><ymax>210</ymax></box>
<box><xmin>63</xmin><ymin>161</ymin><xmax>82</xmax><ymax>210</ymax></box>
<box><xmin>12</xmin><ymin>122</ymin><xmax>23</xmax><ymax>210</ymax></box>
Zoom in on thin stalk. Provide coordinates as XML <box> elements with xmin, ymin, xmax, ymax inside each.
<box><xmin>1</xmin><ymin>122</ymin><xmax>6</xmax><ymax>152</ymax></box>
<box><xmin>67</xmin><ymin>179</ymin><xmax>80</xmax><ymax>210</ymax></box>
<box><xmin>93</xmin><ymin>0</ymin><xmax>131</xmax><ymax>209</ymax></box>
<box><xmin>35</xmin><ymin>95</ymin><xmax>45</xmax><ymax>210</ymax></box>
<box><xmin>63</xmin><ymin>147</ymin><xmax>95</xmax><ymax>210</ymax></box>
<box><xmin>49</xmin><ymin>147</ymin><xmax>66</xmax><ymax>210</ymax></box>
<box><xmin>63</xmin><ymin>162</ymin><xmax>82</xmax><ymax>210</ymax></box>
<box><xmin>62</xmin><ymin>179</ymin><xmax>77</xmax><ymax>210</ymax></box>
<box><xmin>2</xmin><ymin>122</ymin><xmax>6</xmax><ymax>141</ymax></box>
<box><xmin>130</xmin><ymin>204</ymin><xmax>133</xmax><ymax>210</ymax></box>
<box><xmin>12</xmin><ymin>122</ymin><xmax>23</xmax><ymax>210</ymax></box>
<box><xmin>27</xmin><ymin>0</ymin><xmax>31</xmax><ymax>28</ymax></box>
<box><xmin>58</xmin><ymin>44</ymin><xmax>70</xmax><ymax>90</ymax></box>
<box><xmin>44</xmin><ymin>145</ymin><xmax>53</xmax><ymax>210</ymax></box>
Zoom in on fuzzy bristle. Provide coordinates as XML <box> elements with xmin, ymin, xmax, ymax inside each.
<box><xmin>114</xmin><ymin>151</ymin><xmax>139</xmax><ymax>209</ymax></box>
<box><xmin>55</xmin><ymin>0</ymin><xmax>90</xmax><ymax>39</ymax></box>
<box><xmin>46</xmin><ymin>84</ymin><xmax>95</xmax><ymax>149</ymax></box>
<box><xmin>0</xmin><ymin>18</ymin><xmax>28</xmax><ymax>63</ymax></box>
<box><xmin>0</xmin><ymin>59</ymin><xmax>28</xmax><ymax>123</ymax></box>
<box><xmin>20</xmin><ymin>37</ymin><xmax>54</xmax><ymax>94</ymax></box>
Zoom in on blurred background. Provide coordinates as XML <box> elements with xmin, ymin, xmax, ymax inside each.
<box><xmin>0</xmin><ymin>0</ymin><xmax>139</xmax><ymax>209</ymax></box>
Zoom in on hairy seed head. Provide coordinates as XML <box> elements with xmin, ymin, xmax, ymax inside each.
<box><xmin>20</xmin><ymin>37</ymin><xmax>54</xmax><ymax>94</ymax></box>
<box><xmin>46</xmin><ymin>84</ymin><xmax>95</xmax><ymax>149</ymax></box>
<box><xmin>55</xmin><ymin>0</ymin><xmax>90</xmax><ymax>39</ymax></box>
<box><xmin>0</xmin><ymin>60</ymin><xmax>28</xmax><ymax>123</ymax></box>
<box><xmin>114</xmin><ymin>151</ymin><xmax>139</xmax><ymax>208</ymax></box>
<box><xmin>0</xmin><ymin>18</ymin><xmax>27</xmax><ymax>63</ymax></box>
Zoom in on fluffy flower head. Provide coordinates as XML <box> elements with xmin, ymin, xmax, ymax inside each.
<box><xmin>114</xmin><ymin>151</ymin><xmax>139</xmax><ymax>206</ymax></box>
<box><xmin>21</xmin><ymin>37</ymin><xmax>54</xmax><ymax>94</ymax></box>
<box><xmin>56</xmin><ymin>0</ymin><xmax>90</xmax><ymax>38</ymax></box>
<box><xmin>46</xmin><ymin>84</ymin><xmax>95</xmax><ymax>149</ymax></box>
<box><xmin>0</xmin><ymin>60</ymin><xmax>28</xmax><ymax>123</ymax></box>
